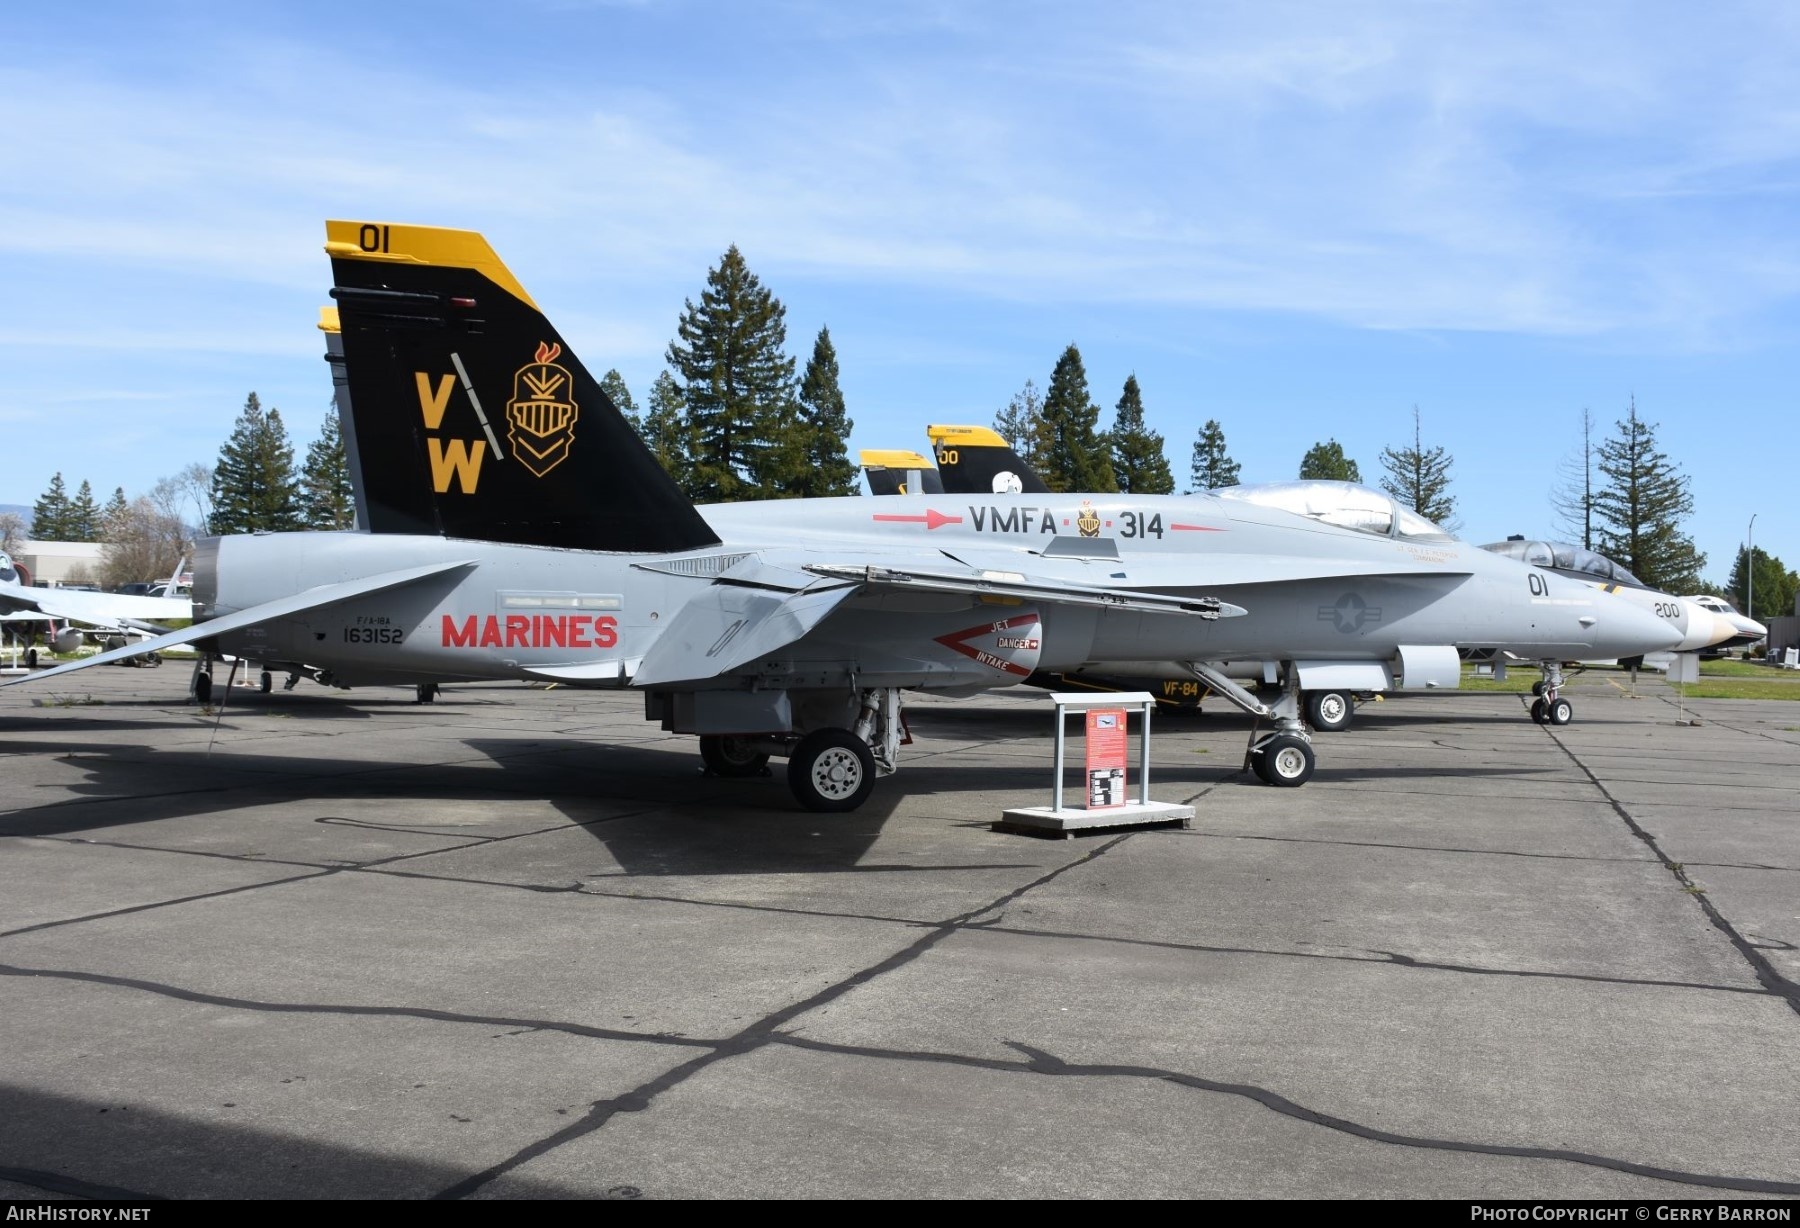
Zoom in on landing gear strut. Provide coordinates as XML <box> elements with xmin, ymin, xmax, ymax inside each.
<box><xmin>1182</xmin><ymin>660</ymin><xmax>1319</xmax><ymax>787</ymax></box>
<box><xmin>1530</xmin><ymin>662</ymin><xmax>1574</xmax><ymax>726</ymax></box>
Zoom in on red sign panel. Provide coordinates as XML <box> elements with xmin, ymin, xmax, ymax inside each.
<box><xmin>1084</xmin><ymin>708</ymin><xmax>1129</xmax><ymax>810</ymax></box>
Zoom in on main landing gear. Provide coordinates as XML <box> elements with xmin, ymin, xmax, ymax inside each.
<box><xmin>1183</xmin><ymin>661</ymin><xmax>1319</xmax><ymax>787</ymax></box>
<box><xmin>1529</xmin><ymin>662</ymin><xmax>1574</xmax><ymax>727</ymax></box>
<box><xmin>1303</xmin><ymin>689</ymin><xmax>1355</xmax><ymax>733</ymax></box>
<box><xmin>694</xmin><ymin>688</ymin><xmax>903</xmax><ymax>812</ymax></box>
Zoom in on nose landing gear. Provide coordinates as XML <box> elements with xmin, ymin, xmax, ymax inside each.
<box><xmin>1530</xmin><ymin>662</ymin><xmax>1574</xmax><ymax>726</ymax></box>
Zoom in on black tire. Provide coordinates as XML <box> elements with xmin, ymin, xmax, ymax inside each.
<box><xmin>1531</xmin><ymin>681</ymin><xmax>1547</xmax><ymax>697</ymax></box>
<box><xmin>787</xmin><ymin>729</ymin><xmax>876</xmax><ymax>813</ymax></box>
<box><xmin>1254</xmin><ymin>734</ymin><xmax>1315</xmax><ymax>787</ymax></box>
<box><xmin>25</xmin><ymin>647</ymin><xmax>39</xmax><ymax>669</ymax></box>
<box><xmin>194</xmin><ymin>672</ymin><xmax>213</xmax><ymax>705</ymax></box>
<box><xmin>1530</xmin><ymin>697</ymin><xmax>1547</xmax><ymax>724</ymax></box>
<box><xmin>1546</xmin><ymin>697</ymin><xmax>1573</xmax><ymax>726</ymax></box>
<box><xmin>416</xmin><ymin>683</ymin><xmax>438</xmax><ymax>704</ymax></box>
<box><xmin>700</xmin><ymin>735</ymin><xmax>770</xmax><ymax>777</ymax></box>
<box><xmin>1304</xmin><ymin>690</ymin><xmax>1353</xmax><ymax>733</ymax></box>
<box><xmin>259</xmin><ymin>670</ymin><xmax>273</xmax><ymax>694</ymax></box>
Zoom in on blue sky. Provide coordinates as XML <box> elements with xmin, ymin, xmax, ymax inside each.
<box><xmin>4</xmin><ymin>1</ymin><xmax>1795</xmax><ymax>589</ymax></box>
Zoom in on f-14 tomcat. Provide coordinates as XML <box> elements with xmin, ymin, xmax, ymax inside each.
<box><xmin>7</xmin><ymin>221</ymin><xmax>1681</xmax><ymax>810</ymax></box>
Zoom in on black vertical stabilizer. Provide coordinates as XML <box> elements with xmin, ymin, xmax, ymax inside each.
<box><xmin>325</xmin><ymin>221</ymin><xmax>720</xmax><ymax>554</ymax></box>
<box><xmin>929</xmin><ymin>425</ymin><xmax>1052</xmax><ymax>495</ymax></box>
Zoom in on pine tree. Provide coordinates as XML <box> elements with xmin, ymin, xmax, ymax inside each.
<box><xmin>209</xmin><ymin>392</ymin><xmax>303</xmax><ymax>534</ymax></box>
<box><xmin>1729</xmin><ymin>547</ymin><xmax>1797</xmax><ymax>624</ymax></box>
<box><xmin>1378</xmin><ymin>406</ymin><xmax>1457</xmax><ymax>529</ymax></box>
<box><xmin>665</xmin><ymin>246</ymin><xmax>798</xmax><ymax>502</ymax></box>
<box><xmin>789</xmin><ymin>326</ymin><xmax>858</xmax><ymax>498</ymax></box>
<box><xmin>641</xmin><ymin>372</ymin><xmax>695</xmax><ymax>494</ymax></box>
<box><xmin>68</xmin><ymin>480</ymin><xmax>102</xmax><ymax>542</ymax></box>
<box><xmin>1299</xmin><ymin>439</ymin><xmax>1361</xmax><ymax>483</ymax></box>
<box><xmin>1592</xmin><ymin>398</ymin><xmax>1704</xmax><ymax>592</ymax></box>
<box><xmin>994</xmin><ymin>379</ymin><xmax>1047</xmax><ymax>471</ymax></box>
<box><xmin>600</xmin><ymin>370</ymin><xmax>641</xmax><ymax>435</ymax></box>
<box><xmin>1107</xmin><ymin>375</ymin><xmax>1173</xmax><ymax>494</ymax></box>
<box><xmin>1550</xmin><ymin>407</ymin><xmax>1597</xmax><ymax>549</ymax></box>
<box><xmin>1190</xmin><ymin>420</ymin><xmax>1241</xmax><ymax>492</ymax></box>
<box><xmin>102</xmin><ymin>487</ymin><xmax>129</xmax><ymax>535</ymax></box>
<box><xmin>31</xmin><ymin>473</ymin><xmax>71</xmax><ymax>539</ymax></box>
<box><xmin>300</xmin><ymin>411</ymin><xmax>356</xmax><ymax>530</ymax></box>
<box><xmin>1039</xmin><ymin>344</ymin><xmax>1116</xmax><ymax>493</ymax></box>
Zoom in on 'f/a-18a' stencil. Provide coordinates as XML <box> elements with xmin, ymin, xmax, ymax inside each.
<box><xmin>5</xmin><ymin>222</ymin><xmax>1681</xmax><ymax>809</ymax></box>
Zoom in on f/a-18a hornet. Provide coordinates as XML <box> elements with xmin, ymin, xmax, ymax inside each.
<box><xmin>6</xmin><ymin>221</ymin><xmax>1682</xmax><ymax>808</ymax></box>
<box><xmin>883</xmin><ymin>425</ymin><xmax>1713</xmax><ymax>732</ymax></box>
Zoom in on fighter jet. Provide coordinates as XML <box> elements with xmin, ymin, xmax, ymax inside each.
<box><xmin>5</xmin><ymin>221</ymin><xmax>1681</xmax><ymax>809</ymax></box>
<box><xmin>1480</xmin><ymin>538</ymin><xmax>1762</xmax><ymax>663</ymax></box>
<box><xmin>903</xmin><ymin>426</ymin><xmax>1722</xmax><ymax>729</ymax></box>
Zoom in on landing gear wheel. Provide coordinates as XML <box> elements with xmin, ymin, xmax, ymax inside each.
<box><xmin>194</xmin><ymin>671</ymin><xmax>213</xmax><ymax>705</ymax></box>
<box><xmin>1530</xmin><ymin>698</ymin><xmax>1546</xmax><ymax>723</ymax></box>
<box><xmin>1531</xmin><ymin>681</ymin><xmax>1547</xmax><ymax>697</ymax></box>
<box><xmin>415</xmin><ymin>683</ymin><xmax>439</xmax><ymax>704</ymax></box>
<box><xmin>787</xmin><ymin>729</ymin><xmax>876</xmax><ymax>813</ymax></box>
<box><xmin>25</xmin><ymin>647</ymin><xmax>39</xmax><ymax>669</ymax></box>
<box><xmin>259</xmin><ymin>670</ymin><xmax>273</xmax><ymax>694</ymax></box>
<box><xmin>1252</xmin><ymin>734</ymin><xmax>1316</xmax><ymax>787</ymax></box>
<box><xmin>700</xmin><ymin>735</ymin><xmax>770</xmax><ymax>778</ymax></box>
<box><xmin>1304</xmin><ymin>690</ymin><xmax>1353</xmax><ymax>733</ymax></box>
<box><xmin>1545</xmin><ymin>697</ymin><xmax>1573</xmax><ymax>726</ymax></box>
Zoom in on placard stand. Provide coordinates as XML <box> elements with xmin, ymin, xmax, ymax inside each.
<box><xmin>996</xmin><ymin>692</ymin><xmax>1194</xmax><ymax>838</ymax></box>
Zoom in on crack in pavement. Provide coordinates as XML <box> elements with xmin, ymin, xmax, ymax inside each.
<box><xmin>427</xmin><ymin>834</ymin><xmax>1135</xmax><ymax>1199</ymax></box>
<box><xmin>1544</xmin><ymin>728</ymin><xmax>1800</xmax><ymax>1018</ymax></box>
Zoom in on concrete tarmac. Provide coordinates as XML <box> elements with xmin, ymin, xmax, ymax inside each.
<box><xmin>1</xmin><ymin>664</ymin><xmax>1796</xmax><ymax>1200</ymax></box>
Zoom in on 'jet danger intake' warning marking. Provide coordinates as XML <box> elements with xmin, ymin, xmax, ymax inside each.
<box><xmin>933</xmin><ymin>613</ymin><xmax>1043</xmax><ymax>677</ymax></box>
<box><xmin>443</xmin><ymin>614</ymin><xmax>619</xmax><ymax>649</ymax></box>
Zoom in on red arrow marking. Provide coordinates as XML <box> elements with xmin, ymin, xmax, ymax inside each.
<box><xmin>1170</xmin><ymin>523</ymin><xmax>1226</xmax><ymax>532</ymax></box>
<box><xmin>873</xmin><ymin>509</ymin><xmax>963</xmax><ymax>530</ymax></box>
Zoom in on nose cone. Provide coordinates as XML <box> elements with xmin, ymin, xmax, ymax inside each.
<box><xmin>1588</xmin><ymin>589</ymin><xmax>1684</xmax><ymax>658</ymax></box>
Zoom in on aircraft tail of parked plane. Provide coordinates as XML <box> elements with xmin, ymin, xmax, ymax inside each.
<box><xmin>928</xmin><ymin>425</ymin><xmax>1050</xmax><ymax>495</ymax></box>
<box><xmin>325</xmin><ymin>221</ymin><xmax>720</xmax><ymax>556</ymax></box>
<box><xmin>859</xmin><ymin>449</ymin><xmax>943</xmax><ymax>496</ymax></box>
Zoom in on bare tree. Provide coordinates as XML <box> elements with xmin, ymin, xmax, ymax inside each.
<box><xmin>0</xmin><ymin>511</ymin><xmax>25</xmax><ymax>555</ymax></box>
<box><xmin>99</xmin><ymin>494</ymin><xmax>191</xmax><ymax>590</ymax></box>
<box><xmin>1549</xmin><ymin>407</ymin><xmax>1596</xmax><ymax>548</ymax></box>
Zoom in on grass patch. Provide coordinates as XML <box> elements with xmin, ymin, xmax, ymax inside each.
<box><xmin>1673</xmin><ymin>677</ymin><xmax>1800</xmax><ymax>701</ymax></box>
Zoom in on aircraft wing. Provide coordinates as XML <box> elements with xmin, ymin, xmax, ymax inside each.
<box><xmin>0</xmin><ymin>581</ymin><xmax>192</xmax><ymax>631</ymax></box>
<box><xmin>804</xmin><ymin>562</ymin><xmax>1245</xmax><ymax>618</ymax></box>
<box><xmin>632</xmin><ymin>575</ymin><xmax>861</xmax><ymax>687</ymax></box>
<box><xmin>2</xmin><ymin>560</ymin><xmax>476</xmax><ymax>687</ymax></box>
<box><xmin>632</xmin><ymin>550</ymin><xmax>1247</xmax><ymax>688</ymax></box>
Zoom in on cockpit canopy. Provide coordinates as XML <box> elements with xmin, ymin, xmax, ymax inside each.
<box><xmin>1212</xmin><ymin>481</ymin><xmax>1458</xmax><ymax>543</ymax></box>
<box><xmin>1481</xmin><ymin>539</ymin><xmax>1644</xmax><ymax>588</ymax></box>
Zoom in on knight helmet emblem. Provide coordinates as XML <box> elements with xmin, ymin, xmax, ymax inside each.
<box><xmin>506</xmin><ymin>342</ymin><xmax>579</xmax><ymax>478</ymax></box>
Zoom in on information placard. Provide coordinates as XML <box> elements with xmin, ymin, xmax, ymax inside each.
<box><xmin>1084</xmin><ymin>708</ymin><xmax>1128</xmax><ymax>809</ymax></box>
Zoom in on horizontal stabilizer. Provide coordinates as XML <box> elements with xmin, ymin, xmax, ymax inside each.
<box><xmin>3</xmin><ymin>560</ymin><xmax>476</xmax><ymax>688</ymax></box>
<box><xmin>633</xmin><ymin>581</ymin><xmax>859</xmax><ymax>687</ymax></box>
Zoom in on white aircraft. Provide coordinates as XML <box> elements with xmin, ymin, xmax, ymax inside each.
<box><xmin>1682</xmin><ymin>594</ymin><xmax>1766</xmax><ymax>651</ymax></box>
<box><xmin>0</xmin><ymin>551</ymin><xmax>191</xmax><ymax>661</ymax></box>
